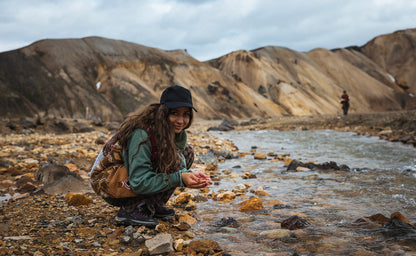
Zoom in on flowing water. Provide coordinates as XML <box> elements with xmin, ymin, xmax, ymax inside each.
<box><xmin>192</xmin><ymin>130</ymin><xmax>416</xmax><ymax>255</ymax></box>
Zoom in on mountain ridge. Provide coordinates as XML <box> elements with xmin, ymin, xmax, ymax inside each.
<box><xmin>1</xmin><ymin>29</ymin><xmax>415</xmax><ymax>121</ymax></box>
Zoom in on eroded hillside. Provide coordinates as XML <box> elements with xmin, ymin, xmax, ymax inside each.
<box><xmin>1</xmin><ymin>28</ymin><xmax>415</xmax><ymax>121</ymax></box>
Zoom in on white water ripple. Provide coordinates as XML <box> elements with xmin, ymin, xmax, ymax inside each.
<box><xmin>211</xmin><ymin>129</ymin><xmax>416</xmax><ymax>171</ymax></box>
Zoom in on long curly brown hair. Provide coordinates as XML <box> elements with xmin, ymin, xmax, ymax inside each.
<box><xmin>104</xmin><ymin>104</ymin><xmax>193</xmax><ymax>174</ymax></box>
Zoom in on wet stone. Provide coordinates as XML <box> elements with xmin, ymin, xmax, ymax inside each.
<box><xmin>281</xmin><ymin>216</ymin><xmax>311</xmax><ymax>230</ymax></box>
<box><xmin>123</xmin><ymin>225</ymin><xmax>135</xmax><ymax>236</ymax></box>
<box><xmin>365</xmin><ymin>213</ymin><xmax>390</xmax><ymax>225</ymax></box>
<box><xmin>254</xmin><ymin>152</ymin><xmax>267</xmax><ymax>160</ymax></box>
<box><xmin>219</xmin><ymin>227</ymin><xmax>239</xmax><ymax>233</ymax></box>
<box><xmin>273</xmin><ymin>203</ymin><xmax>291</xmax><ymax>209</ymax></box>
<box><xmin>145</xmin><ymin>233</ymin><xmax>174</xmax><ymax>255</ymax></box>
<box><xmin>173</xmin><ymin>238</ymin><xmax>184</xmax><ymax>251</ymax></box>
<box><xmin>120</xmin><ymin>235</ymin><xmax>131</xmax><ymax>245</ymax></box>
<box><xmin>174</xmin><ymin>222</ymin><xmax>191</xmax><ymax>231</ymax></box>
<box><xmin>94</xmin><ymin>137</ymin><xmax>106</xmax><ymax>144</ymax></box>
<box><xmin>187</xmin><ymin>239</ymin><xmax>223</xmax><ymax>255</ymax></box>
<box><xmin>258</xmin><ymin>229</ymin><xmax>294</xmax><ymax>240</ymax></box>
<box><xmin>215</xmin><ymin>217</ymin><xmax>241</xmax><ymax>228</ymax></box>
<box><xmin>236</xmin><ymin>196</ymin><xmax>264</xmax><ymax>212</ymax></box>
<box><xmin>381</xmin><ymin>218</ymin><xmax>416</xmax><ymax>237</ymax></box>
<box><xmin>131</xmin><ymin>236</ymin><xmax>146</xmax><ymax>247</ymax></box>
<box><xmin>91</xmin><ymin>242</ymin><xmax>101</xmax><ymax>247</ymax></box>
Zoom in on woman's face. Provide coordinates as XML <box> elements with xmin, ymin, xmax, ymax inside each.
<box><xmin>169</xmin><ymin>107</ymin><xmax>191</xmax><ymax>133</ymax></box>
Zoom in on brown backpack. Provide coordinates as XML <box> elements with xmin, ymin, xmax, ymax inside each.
<box><xmin>90</xmin><ymin>141</ymin><xmax>137</xmax><ymax>198</ymax></box>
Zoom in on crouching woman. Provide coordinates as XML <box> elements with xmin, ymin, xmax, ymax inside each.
<box><xmin>90</xmin><ymin>85</ymin><xmax>209</xmax><ymax>227</ymax></box>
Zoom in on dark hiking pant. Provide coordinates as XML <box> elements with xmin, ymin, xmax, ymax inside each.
<box><xmin>342</xmin><ymin>102</ymin><xmax>349</xmax><ymax>115</ymax></box>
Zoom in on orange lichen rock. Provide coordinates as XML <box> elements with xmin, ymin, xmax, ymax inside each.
<box><xmin>64</xmin><ymin>192</ymin><xmax>93</xmax><ymax>206</ymax></box>
<box><xmin>237</xmin><ymin>197</ymin><xmax>264</xmax><ymax>212</ymax></box>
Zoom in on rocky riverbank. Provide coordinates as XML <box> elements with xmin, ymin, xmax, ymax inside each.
<box><xmin>0</xmin><ymin>111</ymin><xmax>415</xmax><ymax>255</ymax></box>
<box><xmin>235</xmin><ymin>110</ymin><xmax>416</xmax><ymax>147</ymax></box>
<box><xmin>0</xmin><ymin>119</ymin><xmax>239</xmax><ymax>255</ymax></box>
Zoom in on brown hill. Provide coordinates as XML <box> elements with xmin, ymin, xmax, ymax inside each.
<box><xmin>361</xmin><ymin>28</ymin><xmax>416</xmax><ymax>94</ymax></box>
<box><xmin>0</xmin><ymin>37</ymin><xmax>283</xmax><ymax>121</ymax></box>
<box><xmin>0</xmin><ymin>28</ymin><xmax>415</xmax><ymax>121</ymax></box>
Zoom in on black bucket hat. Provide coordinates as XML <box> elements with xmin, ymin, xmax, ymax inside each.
<box><xmin>160</xmin><ymin>85</ymin><xmax>197</xmax><ymax>112</ymax></box>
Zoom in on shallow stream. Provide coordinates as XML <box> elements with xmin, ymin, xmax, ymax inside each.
<box><xmin>192</xmin><ymin>130</ymin><xmax>416</xmax><ymax>255</ymax></box>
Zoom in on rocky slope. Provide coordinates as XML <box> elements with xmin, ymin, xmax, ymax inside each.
<box><xmin>1</xmin><ymin>112</ymin><xmax>415</xmax><ymax>255</ymax></box>
<box><xmin>1</xmin><ymin>29</ymin><xmax>415</xmax><ymax>121</ymax></box>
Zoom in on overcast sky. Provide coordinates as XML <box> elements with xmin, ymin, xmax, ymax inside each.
<box><xmin>0</xmin><ymin>0</ymin><xmax>415</xmax><ymax>61</ymax></box>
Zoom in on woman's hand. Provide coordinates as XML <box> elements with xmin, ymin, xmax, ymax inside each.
<box><xmin>181</xmin><ymin>171</ymin><xmax>210</xmax><ymax>188</ymax></box>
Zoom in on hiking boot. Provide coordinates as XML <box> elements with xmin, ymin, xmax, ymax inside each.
<box><xmin>114</xmin><ymin>208</ymin><xmax>159</xmax><ymax>228</ymax></box>
<box><xmin>154</xmin><ymin>206</ymin><xmax>175</xmax><ymax>218</ymax></box>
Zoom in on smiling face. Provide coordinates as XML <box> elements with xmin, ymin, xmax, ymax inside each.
<box><xmin>168</xmin><ymin>107</ymin><xmax>192</xmax><ymax>133</ymax></box>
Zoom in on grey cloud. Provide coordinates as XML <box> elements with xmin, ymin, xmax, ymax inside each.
<box><xmin>0</xmin><ymin>0</ymin><xmax>415</xmax><ymax>61</ymax></box>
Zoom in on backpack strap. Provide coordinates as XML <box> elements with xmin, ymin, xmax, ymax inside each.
<box><xmin>150</xmin><ymin>134</ymin><xmax>157</xmax><ymax>161</ymax></box>
<box><xmin>146</xmin><ymin>128</ymin><xmax>157</xmax><ymax>161</ymax></box>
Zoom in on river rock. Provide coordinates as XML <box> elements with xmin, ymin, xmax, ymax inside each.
<box><xmin>73</xmin><ymin>122</ymin><xmax>95</xmax><ymax>133</ymax></box>
<box><xmin>286</xmin><ymin>159</ymin><xmax>314</xmax><ymax>171</ymax></box>
<box><xmin>15</xmin><ymin>175</ymin><xmax>38</xmax><ymax>193</ymax></box>
<box><xmin>258</xmin><ymin>229</ymin><xmax>294</xmax><ymax>239</ymax></box>
<box><xmin>399</xmin><ymin>135</ymin><xmax>412</xmax><ymax>143</ymax></box>
<box><xmin>378</xmin><ymin>128</ymin><xmax>393</xmax><ymax>137</ymax></box>
<box><xmin>281</xmin><ymin>216</ymin><xmax>311</xmax><ymax>230</ymax></box>
<box><xmin>237</xmin><ymin>197</ymin><xmax>264</xmax><ymax>212</ymax></box>
<box><xmin>177</xmin><ymin>213</ymin><xmax>197</xmax><ymax>225</ymax></box>
<box><xmin>241</xmin><ymin>172</ymin><xmax>257</xmax><ymax>179</ymax></box>
<box><xmin>354</xmin><ymin>213</ymin><xmax>390</xmax><ymax>225</ymax></box>
<box><xmin>254</xmin><ymin>186</ymin><xmax>270</xmax><ymax>196</ymax></box>
<box><xmin>214</xmin><ymin>149</ymin><xmax>234</xmax><ymax>159</ymax></box>
<box><xmin>174</xmin><ymin>192</ymin><xmax>194</xmax><ymax>205</ymax></box>
<box><xmin>275</xmin><ymin>153</ymin><xmax>290</xmax><ymax>161</ymax></box>
<box><xmin>145</xmin><ymin>233</ymin><xmax>174</xmax><ymax>255</ymax></box>
<box><xmin>186</xmin><ymin>239</ymin><xmax>223</xmax><ymax>255</ymax></box>
<box><xmin>197</xmin><ymin>149</ymin><xmax>218</xmax><ymax>165</ymax></box>
<box><xmin>174</xmin><ymin>222</ymin><xmax>191</xmax><ymax>231</ymax></box>
<box><xmin>184</xmin><ymin>231</ymin><xmax>196</xmax><ymax>238</ymax></box>
<box><xmin>205</xmin><ymin>164</ymin><xmax>217</xmax><ymax>172</ymax></box>
<box><xmin>390</xmin><ymin>212</ymin><xmax>411</xmax><ymax>224</ymax></box>
<box><xmin>296</xmin><ymin>166</ymin><xmax>311</xmax><ymax>172</ymax></box>
<box><xmin>254</xmin><ymin>152</ymin><xmax>267</xmax><ymax>160</ymax></box>
<box><xmin>232</xmin><ymin>184</ymin><xmax>248</xmax><ymax>194</ymax></box>
<box><xmin>207</xmin><ymin>119</ymin><xmax>235</xmax><ymax>131</ymax></box>
<box><xmin>0</xmin><ymin>223</ymin><xmax>9</xmax><ymax>234</ymax></box>
<box><xmin>216</xmin><ymin>217</ymin><xmax>240</xmax><ymax>228</ymax></box>
<box><xmin>64</xmin><ymin>192</ymin><xmax>93</xmax><ymax>206</ymax></box>
<box><xmin>228</xmin><ymin>173</ymin><xmax>239</xmax><ymax>178</ymax></box>
<box><xmin>173</xmin><ymin>238</ymin><xmax>185</xmax><ymax>251</ymax></box>
<box><xmin>94</xmin><ymin>137</ymin><xmax>106</xmax><ymax>145</ymax></box>
<box><xmin>370</xmin><ymin>213</ymin><xmax>391</xmax><ymax>225</ymax></box>
<box><xmin>213</xmin><ymin>191</ymin><xmax>236</xmax><ymax>201</ymax></box>
<box><xmin>64</xmin><ymin>163</ymin><xmax>90</xmax><ymax>179</ymax></box>
<box><xmin>1</xmin><ymin>179</ymin><xmax>13</xmax><ymax>187</ymax></box>
<box><xmin>53</xmin><ymin>119</ymin><xmax>71</xmax><ymax>133</ymax></box>
<box><xmin>304</xmin><ymin>174</ymin><xmax>320</xmax><ymax>180</ymax></box>
<box><xmin>318</xmin><ymin>161</ymin><xmax>342</xmax><ymax>171</ymax></box>
<box><xmin>20</xmin><ymin>118</ymin><xmax>37</xmax><ymax>129</ymax></box>
<box><xmin>185</xmin><ymin>200</ymin><xmax>197</xmax><ymax>210</ymax></box>
<box><xmin>35</xmin><ymin>164</ymin><xmax>82</xmax><ymax>184</ymax></box>
<box><xmin>41</xmin><ymin>175</ymin><xmax>91</xmax><ymax>195</ymax></box>
<box><xmin>381</xmin><ymin>218</ymin><xmax>416</xmax><ymax>237</ymax></box>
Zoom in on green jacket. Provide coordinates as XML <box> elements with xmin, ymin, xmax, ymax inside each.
<box><xmin>123</xmin><ymin>129</ymin><xmax>191</xmax><ymax>195</ymax></box>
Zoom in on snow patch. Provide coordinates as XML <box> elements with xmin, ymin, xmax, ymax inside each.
<box><xmin>387</xmin><ymin>73</ymin><xmax>395</xmax><ymax>82</ymax></box>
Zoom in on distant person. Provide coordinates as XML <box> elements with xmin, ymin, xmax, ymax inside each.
<box><xmin>90</xmin><ymin>85</ymin><xmax>209</xmax><ymax>227</ymax></box>
<box><xmin>340</xmin><ymin>90</ymin><xmax>350</xmax><ymax>115</ymax></box>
